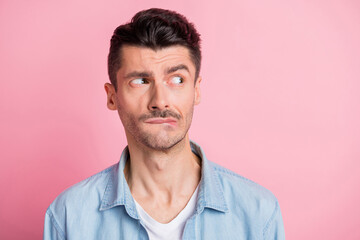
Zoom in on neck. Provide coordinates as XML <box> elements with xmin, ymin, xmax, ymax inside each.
<box><xmin>124</xmin><ymin>135</ymin><xmax>201</xmax><ymax>202</ymax></box>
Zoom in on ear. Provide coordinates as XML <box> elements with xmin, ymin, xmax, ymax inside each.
<box><xmin>104</xmin><ymin>83</ymin><xmax>117</xmax><ymax>110</ymax></box>
<box><xmin>194</xmin><ymin>76</ymin><xmax>202</xmax><ymax>105</ymax></box>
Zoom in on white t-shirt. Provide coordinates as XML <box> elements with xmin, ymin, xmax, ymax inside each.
<box><xmin>134</xmin><ymin>185</ymin><xmax>199</xmax><ymax>240</ymax></box>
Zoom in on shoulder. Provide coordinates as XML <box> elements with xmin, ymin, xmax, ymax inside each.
<box><xmin>47</xmin><ymin>163</ymin><xmax>117</xmax><ymax>218</ymax></box>
<box><xmin>209</xmin><ymin>160</ymin><xmax>279</xmax><ymax>220</ymax></box>
<box><xmin>208</xmin><ymin>160</ymin><xmax>285</xmax><ymax>239</ymax></box>
<box><xmin>210</xmin><ymin>160</ymin><xmax>277</xmax><ymax>200</ymax></box>
<box><xmin>44</xmin><ymin>163</ymin><xmax>119</xmax><ymax>238</ymax></box>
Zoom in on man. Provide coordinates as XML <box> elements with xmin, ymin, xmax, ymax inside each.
<box><xmin>44</xmin><ymin>8</ymin><xmax>285</xmax><ymax>240</ymax></box>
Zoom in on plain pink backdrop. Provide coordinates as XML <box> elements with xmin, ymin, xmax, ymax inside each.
<box><xmin>1</xmin><ymin>0</ymin><xmax>359</xmax><ymax>239</ymax></box>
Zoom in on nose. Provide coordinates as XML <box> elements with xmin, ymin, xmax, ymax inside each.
<box><xmin>148</xmin><ymin>82</ymin><xmax>170</xmax><ymax>111</ymax></box>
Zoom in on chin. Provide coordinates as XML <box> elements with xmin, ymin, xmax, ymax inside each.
<box><xmin>139</xmin><ymin>134</ymin><xmax>185</xmax><ymax>151</ymax></box>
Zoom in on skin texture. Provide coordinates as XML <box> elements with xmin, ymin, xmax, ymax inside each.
<box><xmin>104</xmin><ymin>45</ymin><xmax>202</xmax><ymax>223</ymax></box>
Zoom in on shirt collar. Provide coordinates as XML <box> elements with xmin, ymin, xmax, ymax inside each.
<box><xmin>99</xmin><ymin>140</ymin><xmax>228</xmax><ymax>216</ymax></box>
<box><xmin>190</xmin><ymin>141</ymin><xmax>229</xmax><ymax>214</ymax></box>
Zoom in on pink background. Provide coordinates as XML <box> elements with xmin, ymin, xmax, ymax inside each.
<box><xmin>1</xmin><ymin>0</ymin><xmax>359</xmax><ymax>239</ymax></box>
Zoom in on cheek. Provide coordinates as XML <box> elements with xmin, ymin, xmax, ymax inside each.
<box><xmin>173</xmin><ymin>86</ymin><xmax>195</xmax><ymax>101</ymax></box>
<box><xmin>117</xmin><ymin>91</ymin><xmax>147</xmax><ymax>111</ymax></box>
<box><xmin>174</xmin><ymin>91</ymin><xmax>196</xmax><ymax>117</ymax></box>
<box><xmin>181</xmin><ymin>91</ymin><xmax>196</xmax><ymax>108</ymax></box>
<box><xmin>117</xmin><ymin>99</ymin><xmax>149</xmax><ymax>128</ymax></box>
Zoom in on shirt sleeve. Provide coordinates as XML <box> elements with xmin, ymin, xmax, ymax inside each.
<box><xmin>43</xmin><ymin>208</ymin><xmax>66</xmax><ymax>240</ymax></box>
<box><xmin>263</xmin><ymin>201</ymin><xmax>285</xmax><ymax>240</ymax></box>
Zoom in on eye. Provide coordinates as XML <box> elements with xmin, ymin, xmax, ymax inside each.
<box><xmin>130</xmin><ymin>78</ymin><xmax>148</xmax><ymax>86</ymax></box>
<box><xmin>170</xmin><ymin>76</ymin><xmax>183</xmax><ymax>85</ymax></box>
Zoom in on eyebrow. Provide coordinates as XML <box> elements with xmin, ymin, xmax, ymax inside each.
<box><xmin>166</xmin><ymin>64</ymin><xmax>190</xmax><ymax>74</ymax></box>
<box><xmin>123</xmin><ymin>64</ymin><xmax>190</xmax><ymax>80</ymax></box>
<box><xmin>124</xmin><ymin>71</ymin><xmax>152</xmax><ymax>79</ymax></box>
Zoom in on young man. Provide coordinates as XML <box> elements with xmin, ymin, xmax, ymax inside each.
<box><xmin>44</xmin><ymin>8</ymin><xmax>285</xmax><ymax>240</ymax></box>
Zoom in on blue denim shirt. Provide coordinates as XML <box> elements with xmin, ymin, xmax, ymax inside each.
<box><xmin>44</xmin><ymin>141</ymin><xmax>285</xmax><ymax>239</ymax></box>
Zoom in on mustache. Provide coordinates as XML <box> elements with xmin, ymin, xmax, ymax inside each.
<box><xmin>139</xmin><ymin>110</ymin><xmax>181</xmax><ymax>121</ymax></box>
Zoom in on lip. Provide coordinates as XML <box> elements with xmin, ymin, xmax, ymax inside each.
<box><xmin>144</xmin><ymin>118</ymin><xmax>177</xmax><ymax>126</ymax></box>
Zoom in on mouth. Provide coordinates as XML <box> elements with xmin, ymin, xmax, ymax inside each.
<box><xmin>144</xmin><ymin>118</ymin><xmax>177</xmax><ymax>126</ymax></box>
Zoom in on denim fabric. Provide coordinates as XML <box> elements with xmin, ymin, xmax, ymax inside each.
<box><xmin>44</xmin><ymin>141</ymin><xmax>285</xmax><ymax>240</ymax></box>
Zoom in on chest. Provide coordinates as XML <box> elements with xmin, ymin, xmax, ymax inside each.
<box><xmin>66</xmin><ymin>207</ymin><xmax>261</xmax><ymax>240</ymax></box>
<box><xmin>136</xmin><ymin>199</ymin><xmax>188</xmax><ymax>223</ymax></box>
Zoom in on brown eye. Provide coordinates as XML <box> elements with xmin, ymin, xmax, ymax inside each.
<box><xmin>171</xmin><ymin>76</ymin><xmax>183</xmax><ymax>85</ymax></box>
<box><xmin>131</xmin><ymin>78</ymin><xmax>148</xmax><ymax>85</ymax></box>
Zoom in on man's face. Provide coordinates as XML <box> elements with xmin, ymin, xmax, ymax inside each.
<box><xmin>105</xmin><ymin>45</ymin><xmax>201</xmax><ymax>151</ymax></box>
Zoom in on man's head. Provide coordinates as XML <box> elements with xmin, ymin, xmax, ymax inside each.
<box><xmin>107</xmin><ymin>8</ymin><xmax>201</xmax><ymax>91</ymax></box>
<box><xmin>105</xmin><ymin>8</ymin><xmax>202</xmax><ymax>151</ymax></box>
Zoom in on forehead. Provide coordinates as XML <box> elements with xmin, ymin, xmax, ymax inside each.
<box><xmin>119</xmin><ymin>45</ymin><xmax>195</xmax><ymax>74</ymax></box>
